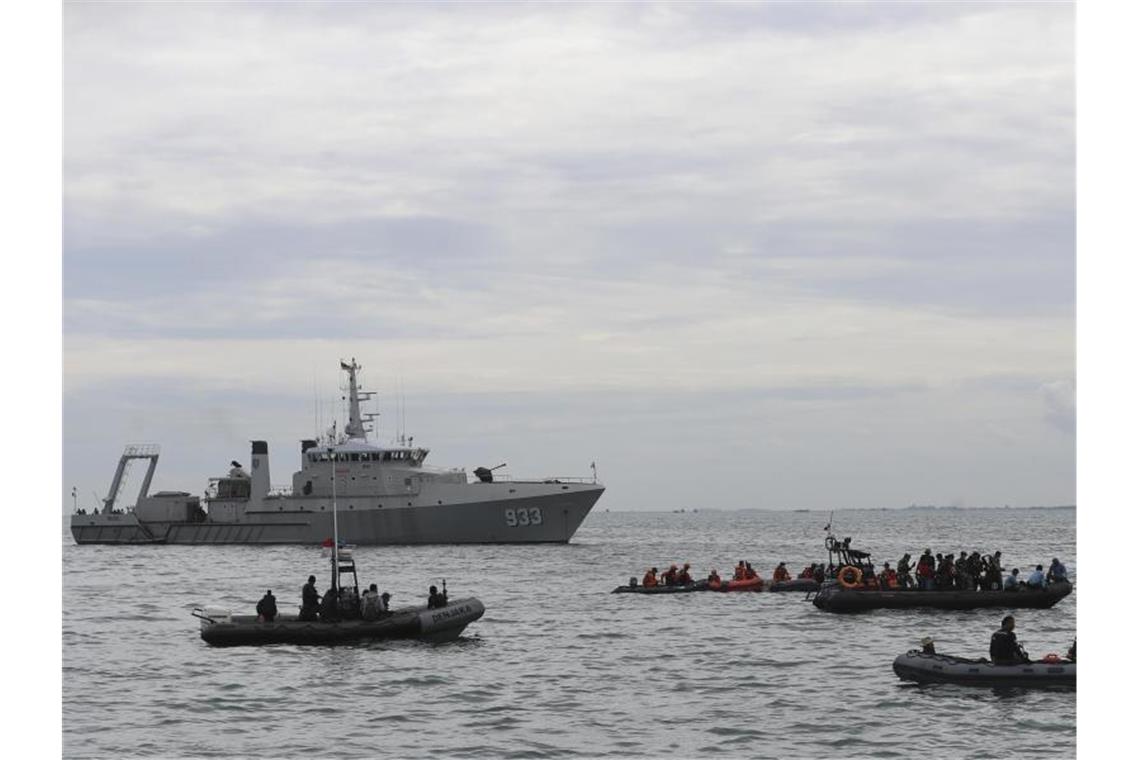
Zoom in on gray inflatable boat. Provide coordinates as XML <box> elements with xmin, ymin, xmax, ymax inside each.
<box><xmin>892</xmin><ymin>650</ymin><xmax>1075</xmax><ymax>688</ymax></box>
<box><xmin>193</xmin><ymin>598</ymin><xmax>485</xmax><ymax>647</ymax></box>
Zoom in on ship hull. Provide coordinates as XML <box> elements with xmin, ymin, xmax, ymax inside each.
<box><xmin>71</xmin><ymin>485</ymin><xmax>603</xmax><ymax>545</ymax></box>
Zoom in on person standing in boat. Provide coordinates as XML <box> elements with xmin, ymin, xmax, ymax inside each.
<box><xmin>428</xmin><ymin>584</ymin><xmax>448</xmax><ymax>609</ymax></box>
<box><xmin>256</xmin><ymin>590</ymin><xmax>277</xmax><ymax>622</ymax></box>
<box><xmin>299</xmin><ymin>575</ymin><xmax>320</xmax><ymax>621</ymax></box>
<box><xmin>954</xmin><ymin>552</ymin><xmax>971</xmax><ymax>590</ymax></box>
<box><xmin>896</xmin><ymin>554</ymin><xmax>914</xmax><ymax>589</ymax></box>
<box><xmin>990</xmin><ymin>615</ymin><xmax>1031</xmax><ymax>665</ymax></box>
<box><xmin>916</xmin><ymin>550</ymin><xmax>935</xmax><ymax>590</ymax></box>
<box><xmin>361</xmin><ymin>584</ymin><xmax>383</xmax><ymax>620</ymax></box>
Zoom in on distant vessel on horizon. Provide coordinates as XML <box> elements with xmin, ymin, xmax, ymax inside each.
<box><xmin>70</xmin><ymin>359</ymin><xmax>604</xmax><ymax>545</ymax></box>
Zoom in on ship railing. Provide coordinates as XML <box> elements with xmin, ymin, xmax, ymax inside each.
<box><xmin>266</xmin><ymin>485</ymin><xmax>293</xmax><ymax>498</ymax></box>
<box><xmin>500</xmin><ymin>476</ymin><xmax>598</xmax><ymax>484</ymax></box>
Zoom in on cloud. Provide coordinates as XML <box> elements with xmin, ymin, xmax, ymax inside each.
<box><xmin>62</xmin><ymin>2</ymin><xmax>1075</xmax><ymax>509</ymax></box>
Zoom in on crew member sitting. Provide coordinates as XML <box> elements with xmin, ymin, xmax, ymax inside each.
<box><xmin>662</xmin><ymin>564</ymin><xmax>679</xmax><ymax>586</ymax></box>
<box><xmin>1003</xmin><ymin>568</ymin><xmax>1022</xmax><ymax>590</ymax></box>
<box><xmin>707</xmin><ymin>569</ymin><xmax>721</xmax><ymax>588</ymax></box>
<box><xmin>734</xmin><ymin>561</ymin><xmax>746</xmax><ymax>581</ymax></box>
<box><xmin>920</xmin><ymin>636</ymin><xmax>936</xmax><ymax>655</ymax></box>
<box><xmin>744</xmin><ymin>562</ymin><xmax>758</xmax><ymax>581</ymax></box>
<box><xmin>799</xmin><ymin>564</ymin><xmax>815</xmax><ymax>579</ymax></box>
<box><xmin>643</xmin><ymin>567</ymin><xmax>659</xmax><ymax>588</ymax></box>
<box><xmin>427</xmin><ymin>584</ymin><xmax>448</xmax><ymax>609</ymax></box>
<box><xmin>1026</xmin><ymin>564</ymin><xmax>1046</xmax><ymax>589</ymax></box>
<box><xmin>676</xmin><ymin>563</ymin><xmax>693</xmax><ymax>585</ymax></box>
<box><xmin>256</xmin><ymin>589</ymin><xmax>277</xmax><ymax>622</ymax></box>
<box><xmin>299</xmin><ymin>575</ymin><xmax>320</xmax><ymax>621</ymax></box>
<box><xmin>319</xmin><ymin>586</ymin><xmax>340</xmax><ymax>621</ymax></box>
<box><xmin>1047</xmin><ymin>558</ymin><xmax>1068</xmax><ymax>583</ymax></box>
<box><xmin>879</xmin><ymin>562</ymin><xmax>898</xmax><ymax>589</ymax></box>
<box><xmin>772</xmin><ymin>562</ymin><xmax>791</xmax><ymax>583</ymax></box>
<box><xmin>989</xmin><ymin>615</ymin><xmax>1030</xmax><ymax>665</ymax></box>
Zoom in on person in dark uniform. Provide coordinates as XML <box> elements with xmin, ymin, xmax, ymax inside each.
<box><xmin>319</xmin><ymin>586</ymin><xmax>340</xmax><ymax>621</ymax></box>
<box><xmin>427</xmin><ymin>585</ymin><xmax>448</xmax><ymax>609</ymax></box>
<box><xmin>256</xmin><ymin>590</ymin><xmax>277</xmax><ymax>622</ymax></box>
<box><xmin>299</xmin><ymin>575</ymin><xmax>321</xmax><ymax>621</ymax></box>
<box><xmin>990</xmin><ymin>615</ymin><xmax>1030</xmax><ymax>665</ymax></box>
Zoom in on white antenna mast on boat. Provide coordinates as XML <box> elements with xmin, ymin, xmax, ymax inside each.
<box><xmin>328</xmin><ymin>443</ymin><xmax>340</xmax><ymax>594</ymax></box>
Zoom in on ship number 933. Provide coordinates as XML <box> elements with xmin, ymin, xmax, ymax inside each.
<box><xmin>505</xmin><ymin>507</ymin><xmax>543</xmax><ymax>527</ymax></box>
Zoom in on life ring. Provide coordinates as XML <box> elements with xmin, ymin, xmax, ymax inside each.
<box><xmin>838</xmin><ymin>566</ymin><xmax>863</xmax><ymax>589</ymax></box>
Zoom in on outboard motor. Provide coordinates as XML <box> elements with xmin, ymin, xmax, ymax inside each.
<box><xmin>474</xmin><ymin>463</ymin><xmax>507</xmax><ymax>483</ymax></box>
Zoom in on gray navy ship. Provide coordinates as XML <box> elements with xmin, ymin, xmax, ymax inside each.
<box><xmin>70</xmin><ymin>359</ymin><xmax>605</xmax><ymax>545</ymax></box>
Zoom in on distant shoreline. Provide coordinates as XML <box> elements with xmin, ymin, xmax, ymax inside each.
<box><xmin>598</xmin><ymin>505</ymin><xmax>1076</xmax><ymax>514</ymax></box>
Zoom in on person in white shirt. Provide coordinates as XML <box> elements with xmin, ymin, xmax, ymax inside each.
<box><xmin>1003</xmin><ymin>568</ymin><xmax>1021</xmax><ymax>590</ymax></box>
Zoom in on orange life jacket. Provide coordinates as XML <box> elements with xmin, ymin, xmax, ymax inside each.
<box><xmin>773</xmin><ymin>567</ymin><xmax>790</xmax><ymax>582</ymax></box>
<box><xmin>643</xmin><ymin>572</ymin><xmax>658</xmax><ymax>588</ymax></box>
<box><xmin>734</xmin><ymin>565</ymin><xmax>746</xmax><ymax>581</ymax></box>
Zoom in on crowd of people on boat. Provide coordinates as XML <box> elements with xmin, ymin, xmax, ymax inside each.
<box><xmin>640</xmin><ymin>563</ymin><xmax>696</xmax><ymax>587</ymax></box>
<box><xmin>260</xmin><ymin>575</ymin><xmax>397</xmax><ymax>623</ymax></box>
<box><xmin>835</xmin><ymin>550</ymin><xmax>1069</xmax><ymax>593</ymax></box>
<box><xmin>631</xmin><ymin>549</ymin><xmax>1069</xmax><ymax>595</ymax></box>
<box><xmin>638</xmin><ymin>560</ymin><xmax>816</xmax><ymax>588</ymax></box>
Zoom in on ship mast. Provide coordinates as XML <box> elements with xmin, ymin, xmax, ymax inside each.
<box><xmin>341</xmin><ymin>358</ymin><xmax>375</xmax><ymax>441</ymax></box>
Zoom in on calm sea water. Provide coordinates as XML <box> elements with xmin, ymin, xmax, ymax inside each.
<box><xmin>63</xmin><ymin>508</ymin><xmax>1076</xmax><ymax>759</ymax></box>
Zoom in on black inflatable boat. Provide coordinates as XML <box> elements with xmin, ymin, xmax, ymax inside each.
<box><xmin>193</xmin><ymin>598</ymin><xmax>485</xmax><ymax>646</ymax></box>
<box><xmin>812</xmin><ymin>580</ymin><xmax>1072</xmax><ymax>613</ymax></box>
<box><xmin>768</xmin><ymin>578</ymin><xmax>821</xmax><ymax>593</ymax></box>
<box><xmin>611</xmin><ymin>578</ymin><xmax>820</xmax><ymax>594</ymax></box>
<box><xmin>893</xmin><ymin>650</ymin><xmax>1075</xmax><ymax>688</ymax></box>
<box><xmin>612</xmin><ymin>580</ymin><xmax>710</xmax><ymax>594</ymax></box>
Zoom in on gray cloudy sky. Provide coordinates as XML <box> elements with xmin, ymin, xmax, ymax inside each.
<box><xmin>63</xmin><ymin>1</ymin><xmax>1074</xmax><ymax>511</ymax></box>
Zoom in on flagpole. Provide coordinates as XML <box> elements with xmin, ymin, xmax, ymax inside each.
<box><xmin>329</xmin><ymin>446</ymin><xmax>339</xmax><ymax>594</ymax></box>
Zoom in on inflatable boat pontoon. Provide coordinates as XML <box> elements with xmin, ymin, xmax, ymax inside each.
<box><xmin>892</xmin><ymin>650</ymin><xmax>1075</xmax><ymax>688</ymax></box>
<box><xmin>194</xmin><ymin>598</ymin><xmax>485</xmax><ymax>646</ymax></box>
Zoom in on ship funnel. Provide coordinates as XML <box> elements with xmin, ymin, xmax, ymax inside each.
<box><xmin>251</xmin><ymin>440</ymin><xmax>270</xmax><ymax>500</ymax></box>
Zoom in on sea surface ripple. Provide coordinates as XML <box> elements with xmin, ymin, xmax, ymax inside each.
<box><xmin>63</xmin><ymin>507</ymin><xmax>1076</xmax><ymax>759</ymax></box>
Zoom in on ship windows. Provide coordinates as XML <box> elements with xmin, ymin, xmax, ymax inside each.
<box><xmin>350</xmin><ymin>453</ymin><xmax>359</xmax><ymax>462</ymax></box>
